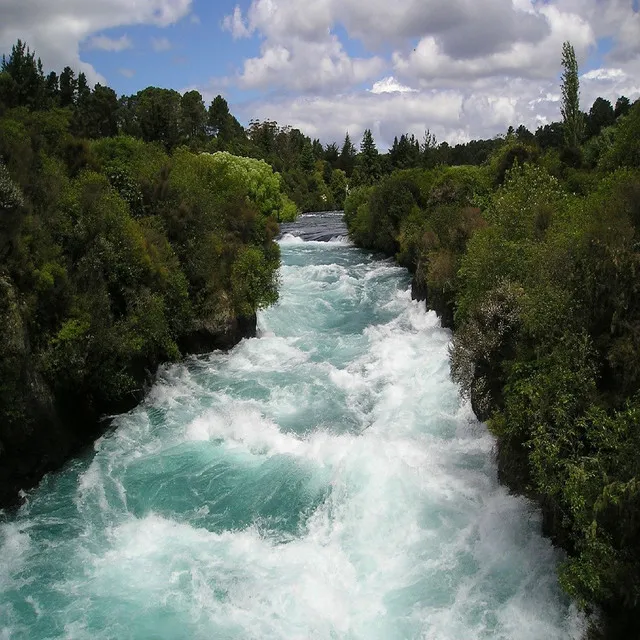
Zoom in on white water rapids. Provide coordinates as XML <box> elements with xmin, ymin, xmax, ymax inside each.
<box><xmin>0</xmin><ymin>213</ymin><xmax>584</xmax><ymax>639</ymax></box>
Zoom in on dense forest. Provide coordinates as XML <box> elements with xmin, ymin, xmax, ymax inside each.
<box><xmin>344</xmin><ymin>43</ymin><xmax>640</xmax><ymax>638</ymax></box>
<box><xmin>2</xmin><ymin>35</ymin><xmax>640</xmax><ymax>637</ymax></box>
<box><xmin>0</xmin><ymin>41</ymin><xmax>294</xmax><ymax>507</ymax></box>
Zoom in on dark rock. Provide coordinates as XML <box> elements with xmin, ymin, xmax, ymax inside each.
<box><xmin>178</xmin><ymin>314</ymin><xmax>257</xmax><ymax>354</ymax></box>
<box><xmin>411</xmin><ymin>274</ymin><xmax>455</xmax><ymax>330</ymax></box>
<box><xmin>0</xmin><ymin>313</ymin><xmax>257</xmax><ymax>510</ymax></box>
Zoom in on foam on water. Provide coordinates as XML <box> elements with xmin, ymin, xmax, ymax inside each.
<box><xmin>0</xmin><ymin>216</ymin><xmax>585</xmax><ymax>639</ymax></box>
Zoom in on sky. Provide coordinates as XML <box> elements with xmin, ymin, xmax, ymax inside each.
<box><xmin>1</xmin><ymin>0</ymin><xmax>639</xmax><ymax>149</ymax></box>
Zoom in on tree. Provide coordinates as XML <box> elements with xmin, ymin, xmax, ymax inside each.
<box><xmin>77</xmin><ymin>72</ymin><xmax>91</xmax><ymax>104</ymax></box>
<box><xmin>585</xmin><ymin>97</ymin><xmax>615</xmax><ymax>139</ymax></box>
<box><xmin>614</xmin><ymin>96</ymin><xmax>631</xmax><ymax>119</ymax></box>
<box><xmin>324</xmin><ymin>142</ymin><xmax>339</xmax><ymax>169</ymax></box>
<box><xmin>515</xmin><ymin>125</ymin><xmax>534</xmax><ymax>143</ymax></box>
<box><xmin>535</xmin><ymin>122</ymin><xmax>564</xmax><ymax>149</ymax></box>
<box><xmin>422</xmin><ymin>129</ymin><xmax>438</xmax><ymax>168</ymax></box>
<box><xmin>329</xmin><ymin>169</ymin><xmax>347</xmax><ymax>210</ymax></box>
<box><xmin>390</xmin><ymin>133</ymin><xmax>421</xmax><ymax>170</ymax></box>
<box><xmin>75</xmin><ymin>84</ymin><xmax>119</xmax><ymax>138</ymax></box>
<box><xmin>208</xmin><ymin>96</ymin><xmax>245</xmax><ymax>147</ymax></box>
<box><xmin>338</xmin><ymin>132</ymin><xmax>356</xmax><ymax>177</ymax></box>
<box><xmin>135</xmin><ymin>87</ymin><xmax>182</xmax><ymax>149</ymax></box>
<box><xmin>352</xmin><ymin>129</ymin><xmax>381</xmax><ymax>187</ymax></box>
<box><xmin>312</xmin><ymin>138</ymin><xmax>324</xmax><ymax>160</ymax></box>
<box><xmin>1</xmin><ymin>40</ymin><xmax>45</xmax><ymax>109</ymax></box>
<box><xmin>560</xmin><ymin>41</ymin><xmax>584</xmax><ymax>148</ymax></box>
<box><xmin>44</xmin><ymin>72</ymin><xmax>59</xmax><ymax>106</ymax></box>
<box><xmin>59</xmin><ymin>67</ymin><xmax>77</xmax><ymax>108</ymax></box>
<box><xmin>299</xmin><ymin>141</ymin><xmax>315</xmax><ymax>173</ymax></box>
<box><xmin>180</xmin><ymin>90</ymin><xmax>207</xmax><ymax>143</ymax></box>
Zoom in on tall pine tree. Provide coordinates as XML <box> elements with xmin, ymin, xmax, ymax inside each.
<box><xmin>560</xmin><ymin>41</ymin><xmax>583</xmax><ymax>148</ymax></box>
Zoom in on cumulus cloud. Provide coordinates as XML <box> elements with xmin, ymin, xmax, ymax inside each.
<box><xmin>215</xmin><ymin>0</ymin><xmax>640</xmax><ymax>143</ymax></box>
<box><xmin>225</xmin><ymin>0</ymin><xmax>550</xmax><ymax>55</ymax></box>
<box><xmin>370</xmin><ymin>77</ymin><xmax>417</xmax><ymax>94</ymax></box>
<box><xmin>237</xmin><ymin>89</ymin><xmax>465</xmax><ymax>149</ymax></box>
<box><xmin>239</xmin><ymin>37</ymin><xmax>384</xmax><ymax>93</ymax></box>
<box><xmin>223</xmin><ymin>6</ymin><xmax>252</xmax><ymax>39</ymax></box>
<box><xmin>235</xmin><ymin>60</ymin><xmax>640</xmax><ymax>151</ymax></box>
<box><xmin>0</xmin><ymin>0</ymin><xmax>193</xmax><ymax>83</ymax></box>
<box><xmin>393</xmin><ymin>5</ymin><xmax>594</xmax><ymax>86</ymax></box>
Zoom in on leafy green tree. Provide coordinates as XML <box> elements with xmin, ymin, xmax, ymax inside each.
<box><xmin>329</xmin><ymin>169</ymin><xmax>347</xmax><ymax>210</ymax></box>
<box><xmin>601</xmin><ymin>99</ymin><xmax>640</xmax><ymax>169</ymax></box>
<box><xmin>180</xmin><ymin>90</ymin><xmax>207</xmax><ymax>143</ymax></box>
<box><xmin>535</xmin><ymin>122</ymin><xmax>564</xmax><ymax>149</ymax></box>
<box><xmin>44</xmin><ymin>72</ymin><xmax>59</xmax><ymax>106</ymax></box>
<box><xmin>312</xmin><ymin>138</ymin><xmax>324</xmax><ymax>160</ymax></box>
<box><xmin>515</xmin><ymin>125</ymin><xmax>534</xmax><ymax>143</ymax></box>
<box><xmin>614</xmin><ymin>96</ymin><xmax>631</xmax><ymax>119</ymax></box>
<box><xmin>560</xmin><ymin>41</ymin><xmax>584</xmax><ymax>148</ymax></box>
<box><xmin>585</xmin><ymin>97</ymin><xmax>615</xmax><ymax>139</ymax></box>
<box><xmin>208</xmin><ymin>95</ymin><xmax>231</xmax><ymax>136</ymax></box>
<box><xmin>421</xmin><ymin>129</ymin><xmax>438</xmax><ymax>168</ymax></box>
<box><xmin>390</xmin><ymin>133</ymin><xmax>421</xmax><ymax>170</ymax></box>
<box><xmin>299</xmin><ymin>141</ymin><xmax>316</xmax><ymax>173</ymax></box>
<box><xmin>135</xmin><ymin>87</ymin><xmax>182</xmax><ymax>149</ymax></box>
<box><xmin>76</xmin><ymin>72</ymin><xmax>91</xmax><ymax>104</ymax></box>
<box><xmin>207</xmin><ymin>95</ymin><xmax>246</xmax><ymax>149</ymax></box>
<box><xmin>324</xmin><ymin>142</ymin><xmax>339</xmax><ymax>168</ymax></box>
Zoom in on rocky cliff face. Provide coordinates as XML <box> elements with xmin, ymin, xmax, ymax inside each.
<box><xmin>410</xmin><ymin>268</ymin><xmax>455</xmax><ymax>330</ymax></box>
<box><xmin>0</xmin><ymin>301</ymin><xmax>257</xmax><ymax>510</ymax></box>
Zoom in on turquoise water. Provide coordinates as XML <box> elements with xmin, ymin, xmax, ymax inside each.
<box><xmin>1</xmin><ymin>218</ymin><xmax>584</xmax><ymax>639</ymax></box>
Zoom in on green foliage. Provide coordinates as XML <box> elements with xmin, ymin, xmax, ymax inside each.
<box><xmin>231</xmin><ymin>246</ymin><xmax>280</xmax><ymax>317</ymax></box>
<box><xmin>488</xmin><ymin>139</ymin><xmax>539</xmax><ymax>185</ymax></box>
<box><xmin>601</xmin><ymin>100</ymin><xmax>640</xmax><ymax>170</ymax></box>
<box><xmin>0</xmin><ymin>43</ymin><xmax>289</xmax><ymax>498</ymax></box>
<box><xmin>0</xmin><ymin>160</ymin><xmax>24</xmax><ymax>210</ymax></box>
<box><xmin>451</xmin><ymin>160</ymin><xmax>640</xmax><ymax>619</ymax></box>
<box><xmin>329</xmin><ymin>169</ymin><xmax>347</xmax><ymax>210</ymax></box>
<box><xmin>351</xmin><ymin>129</ymin><xmax>381</xmax><ymax>187</ymax></box>
<box><xmin>560</xmin><ymin>41</ymin><xmax>584</xmax><ymax>149</ymax></box>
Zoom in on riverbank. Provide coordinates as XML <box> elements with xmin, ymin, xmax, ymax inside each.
<box><xmin>343</xmin><ymin>151</ymin><xmax>640</xmax><ymax>637</ymax></box>
<box><xmin>0</xmin><ymin>313</ymin><xmax>257</xmax><ymax>511</ymax></box>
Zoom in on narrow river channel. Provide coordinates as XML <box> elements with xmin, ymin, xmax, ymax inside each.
<box><xmin>0</xmin><ymin>212</ymin><xmax>584</xmax><ymax>639</ymax></box>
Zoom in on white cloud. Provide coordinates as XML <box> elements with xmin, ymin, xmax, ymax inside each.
<box><xmin>151</xmin><ymin>36</ymin><xmax>172</xmax><ymax>52</ymax></box>
<box><xmin>213</xmin><ymin>1</ymin><xmax>640</xmax><ymax>143</ymax></box>
<box><xmin>224</xmin><ymin>0</ymin><xmax>551</xmax><ymax>55</ymax></box>
<box><xmin>238</xmin><ymin>34</ymin><xmax>385</xmax><ymax>93</ymax></box>
<box><xmin>234</xmin><ymin>62</ymin><xmax>640</xmax><ymax>151</ymax></box>
<box><xmin>237</xmin><ymin>89</ymin><xmax>465</xmax><ymax>149</ymax></box>
<box><xmin>223</xmin><ymin>6</ymin><xmax>252</xmax><ymax>39</ymax></box>
<box><xmin>119</xmin><ymin>68</ymin><xmax>135</xmax><ymax>78</ymax></box>
<box><xmin>370</xmin><ymin>77</ymin><xmax>417</xmax><ymax>94</ymax></box>
<box><xmin>86</xmin><ymin>34</ymin><xmax>133</xmax><ymax>52</ymax></box>
<box><xmin>0</xmin><ymin>0</ymin><xmax>193</xmax><ymax>83</ymax></box>
<box><xmin>393</xmin><ymin>5</ymin><xmax>594</xmax><ymax>86</ymax></box>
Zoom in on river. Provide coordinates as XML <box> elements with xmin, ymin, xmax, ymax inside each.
<box><xmin>0</xmin><ymin>212</ymin><xmax>584</xmax><ymax>639</ymax></box>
